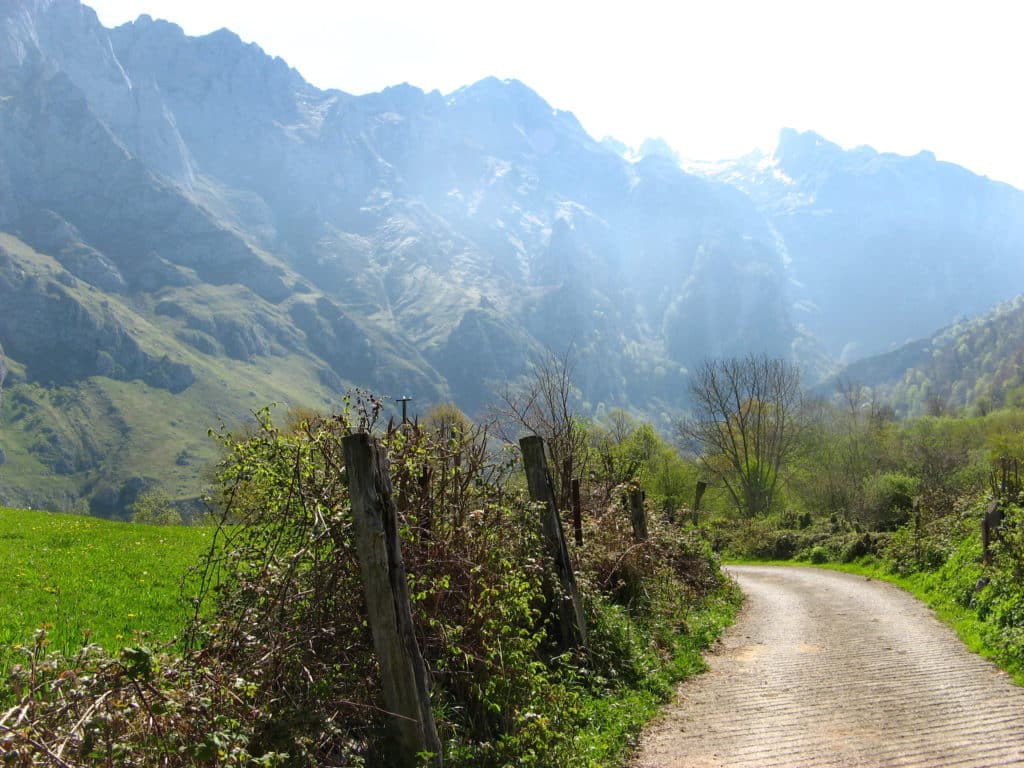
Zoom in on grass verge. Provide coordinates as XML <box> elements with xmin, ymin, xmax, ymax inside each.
<box><xmin>0</xmin><ymin>507</ymin><xmax>212</xmax><ymax>671</ymax></box>
<box><xmin>573</xmin><ymin>576</ymin><xmax>743</xmax><ymax>766</ymax></box>
<box><xmin>1</xmin><ymin>501</ymin><xmax>744</xmax><ymax>765</ymax></box>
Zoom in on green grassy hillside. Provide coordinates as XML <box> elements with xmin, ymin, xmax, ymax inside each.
<box><xmin>0</xmin><ymin>507</ymin><xmax>212</xmax><ymax>666</ymax></box>
<box><xmin>0</xmin><ymin>229</ymin><xmax>453</xmax><ymax>515</ymax></box>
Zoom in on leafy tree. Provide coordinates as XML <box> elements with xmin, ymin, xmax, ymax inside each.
<box><xmin>790</xmin><ymin>380</ymin><xmax>897</xmax><ymax>522</ymax></box>
<box><xmin>422</xmin><ymin>401</ymin><xmax>472</xmax><ymax>437</ymax></box>
<box><xmin>589</xmin><ymin>409</ymin><xmax>645</xmax><ymax>493</ymax></box>
<box><xmin>131</xmin><ymin>488</ymin><xmax>184</xmax><ymax>525</ymax></box>
<box><xmin>588</xmin><ymin>410</ymin><xmax>699</xmax><ymax>520</ymax></box>
<box><xmin>641</xmin><ymin>430</ymin><xmax>698</xmax><ymax>520</ymax></box>
<box><xmin>679</xmin><ymin>355</ymin><xmax>803</xmax><ymax>518</ymax></box>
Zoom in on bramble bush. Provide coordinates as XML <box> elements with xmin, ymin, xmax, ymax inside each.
<box><xmin>977</xmin><ymin>501</ymin><xmax>1024</xmax><ymax>674</ymax></box>
<box><xmin>2</xmin><ymin>395</ymin><xmax>734</xmax><ymax>767</ymax></box>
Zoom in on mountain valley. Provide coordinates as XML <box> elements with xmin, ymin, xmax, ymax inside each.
<box><xmin>1</xmin><ymin>0</ymin><xmax>1023</xmax><ymax>513</ymax></box>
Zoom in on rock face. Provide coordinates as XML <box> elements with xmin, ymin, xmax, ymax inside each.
<box><xmin>0</xmin><ymin>242</ymin><xmax>195</xmax><ymax>392</ymax></box>
<box><xmin>711</xmin><ymin>129</ymin><xmax>1024</xmax><ymax>363</ymax></box>
<box><xmin>0</xmin><ymin>0</ymin><xmax>803</xmax><ymax>415</ymax></box>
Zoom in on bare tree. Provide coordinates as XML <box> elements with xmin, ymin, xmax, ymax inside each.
<box><xmin>494</xmin><ymin>348</ymin><xmax>588</xmax><ymax>509</ymax></box>
<box><xmin>836</xmin><ymin>377</ymin><xmax>868</xmax><ymax>420</ymax></box>
<box><xmin>678</xmin><ymin>354</ymin><xmax>803</xmax><ymax>518</ymax></box>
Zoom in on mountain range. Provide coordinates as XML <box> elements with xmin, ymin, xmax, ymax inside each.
<box><xmin>1</xmin><ymin>0</ymin><xmax>1023</xmax><ymax>514</ymax></box>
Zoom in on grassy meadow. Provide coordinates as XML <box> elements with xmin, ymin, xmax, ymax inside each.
<box><xmin>0</xmin><ymin>506</ymin><xmax>213</xmax><ymax>667</ymax></box>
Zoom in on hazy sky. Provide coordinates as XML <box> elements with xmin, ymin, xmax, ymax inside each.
<box><xmin>86</xmin><ymin>0</ymin><xmax>1024</xmax><ymax>188</ymax></box>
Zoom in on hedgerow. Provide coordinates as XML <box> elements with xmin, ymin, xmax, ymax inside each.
<box><xmin>2</xmin><ymin>395</ymin><xmax>735</xmax><ymax>766</ymax></box>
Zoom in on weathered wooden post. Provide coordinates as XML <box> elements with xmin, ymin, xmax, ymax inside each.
<box><xmin>629</xmin><ymin>487</ymin><xmax>648</xmax><ymax>542</ymax></box>
<box><xmin>342</xmin><ymin>433</ymin><xmax>442</xmax><ymax>768</ymax></box>
<box><xmin>561</xmin><ymin>456</ymin><xmax>574</xmax><ymax>512</ymax></box>
<box><xmin>519</xmin><ymin>435</ymin><xmax>588</xmax><ymax>650</ymax></box>
<box><xmin>913</xmin><ymin>499</ymin><xmax>922</xmax><ymax>564</ymax></box>
<box><xmin>693</xmin><ymin>480</ymin><xmax>708</xmax><ymax>526</ymax></box>
<box><xmin>569</xmin><ymin>481</ymin><xmax>585</xmax><ymax>548</ymax></box>
<box><xmin>571</xmin><ymin>477</ymin><xmax>583</xmax><ymax>547</ymax></box>
<box><xmin>982</xmin><ymin>499</ymin><xmax>1003</xmax><ymax>566</ymax></box>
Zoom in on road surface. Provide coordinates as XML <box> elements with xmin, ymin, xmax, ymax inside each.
<box><xmin>630</xmin><ymin>565</ymin><xmax>1024</xmax><ymax>768</ymax></box>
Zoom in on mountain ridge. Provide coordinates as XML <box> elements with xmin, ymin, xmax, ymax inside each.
<box><xmin>824</xmin><ymin>295</ymin><xmax>1024</xmax><ymax>417</ymax></box>
<box><xmin>1</xmin><ymin>0</ymin><xmax>1023</xmax><ymax>513</ymax></box>
<box><xmin>705</xmin><ymin>128</ymin><xmax>1024</xmax><ymax>361</ymax></box>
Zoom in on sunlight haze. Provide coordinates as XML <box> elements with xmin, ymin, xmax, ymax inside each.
<box><xmin>83</xmin><ymin>0</ymin><xmax>1024</xmax><ymax>188</ymax></box>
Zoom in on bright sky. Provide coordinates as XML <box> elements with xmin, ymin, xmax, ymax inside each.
<box><xmin>86</xmin><ymin>0</ymin><xmax>1024</xmax><ymax>189</ymax></box>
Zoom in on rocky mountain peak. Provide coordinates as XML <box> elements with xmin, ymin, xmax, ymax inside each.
<box><xmin>639</xmin><ymin>137</ymin><xmax>679</xmax><ymax>162</ymax></box>
<box><xmin>447</xmin><ymin>76</ymin><xmax>590</xmax><ymax>149</ymax></box>
<box><xmin>450</xmin><ymin>76</ymin><xmax>543</xmax><ymax>105</ymax></box>
<box><xmin>772</xmin><ymin>127</ymin><xmax>846</xmax><ymax>176</ymax></box>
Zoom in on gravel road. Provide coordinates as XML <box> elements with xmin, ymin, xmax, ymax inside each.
<box><xmin>630</xmin><ymin>565</ymin><xmax>1024</xmax><ymax>768</ymax></box>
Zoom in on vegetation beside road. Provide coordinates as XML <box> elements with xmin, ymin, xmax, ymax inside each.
<box><xmin>9</xmin><ymin>346</ymin><xmax>1024</xmax><ymax>765</ymax></box>
<box><xmin>694</xmin><ymin>363</ymin><xmax>1024</xmax><ymax>690</ymax></box>
<box><xmin>1</xmin><ymin>383</ymin><xmax>738</xmax><ymax>767</ymax></box>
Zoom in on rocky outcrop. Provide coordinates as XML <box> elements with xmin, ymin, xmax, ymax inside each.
<box><xmin>0</xmin><ymin>0</ymin><xmax>801</xmax><ymax>417</ymax></box>
<box><xmin>0</xmin><ymin>242</ymin><xmax>195</xmax><ymax>392</ymax></box>
<box><xmin>713</xmin><ymin>129</ymin><xmax>1024</xmax><ymax>361</ymax></box>
<box><xmin>15</xmin><ymin>209</ymin><xmax>127</xmax><ymax>292</ymax></box>
<box><xmin>430</xmin><ymin>308</ymin><xmax>532</xmax><ymax>412</ymax></box>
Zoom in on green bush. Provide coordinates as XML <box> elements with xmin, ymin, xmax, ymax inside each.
<box><xmin>883</xmin><ymin>523</ymin><xmax>948</xmax><ymax>574</ymax></box>
<box><xmin>806</xmin><ymin>546</ymin><xmax>830</xmax><ymax>564</ymax></box>
<box><xmin>2</xmin><ymin>399</ymin><xmax>735</xmax><ymax>768</ymax></box>
<box><xmin>839</xmin><ymin>532</ymin><xmax>889</xmax><ymax>563</ymax></box>
<box><xmin>979</xmin><ymin>503</ymin><xmax>1024</xmax><ymax>668</ymax></box>
<box><xmin>859</xmin><ymin>471</ymin><xmax>920</xmax><ymax>531</ymax></box>
<box><xmin>130</xmin><ymin>488</ymin><xmax>184</xmax><ymax>525</ymax></box>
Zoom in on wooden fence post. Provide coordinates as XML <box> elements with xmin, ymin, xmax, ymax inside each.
<box><xmin>629</xmin><ymin>487</ymin><xmax>648</xmax><ymax>542</ymax></box>
<box><xmin>693</xmin><ymin>480</ymin><xmax>708</xmax><ymax>526</ymax></box>
<box><xmin>571</xmin><ymin>478</ymin><xmax>583</xmax><ymax>547</ymax></box>
<box><xmin>560</xmin><ymin>456</ymin><xmax>573</xmax><ymax>512</ymax></box>
<box><xmin>914</xmin><ymin>499</ymin><xmax>922</xmax><ymax>563</ymax></box>
<box><xmin>342</xmin><ymin>433</ymin><xmax>442</xmax><ymax>768</ymax></box>
<box><xmin>519</xmin><ymin>435</ymin><xmax>588</xmax><ymax>651</ymax></box>
<box><xmin>982</xmin><ymin>499</ymin><xmax>1003</xmax><ymax>566</ymax></box>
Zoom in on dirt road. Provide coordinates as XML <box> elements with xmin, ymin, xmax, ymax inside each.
<box><xmin>630</xmin><ymin>565</ymin><xmax>1024</xmax><ymax>767</ymax></box>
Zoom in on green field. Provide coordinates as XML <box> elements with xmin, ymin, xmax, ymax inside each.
<box><xmin>0</xmin><ymin>507</ymin><xmax>213</xmax><ymax>665</ymax></box>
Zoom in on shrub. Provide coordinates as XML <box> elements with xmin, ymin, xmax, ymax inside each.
<box><xmin>839</xmin><ymin>532</ymin><xmax>888</xmax><ymax>562</ymax></box>
<box><xmin>883</xmin><ymin>522</ymin><xmax>951</xmax><ymax>574</ymax></box>
<box><xmin>858</xmin><ymin>471</ymin><xmax>920</xmax><ymax>531</ymax></box>
<box><xmin>130</xmin><ymin>489</ymin><xmax>184</xmax><ymax>525</ymax></box>
<box><xmin>2</xmin><ymin>396</ymin><xmax>733</xmax><ymax>767</ymax></box>
<box><xmin>806</xmin><ymin>545</ymin><xmax>830</xmax><ymax>564</ymax></box>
